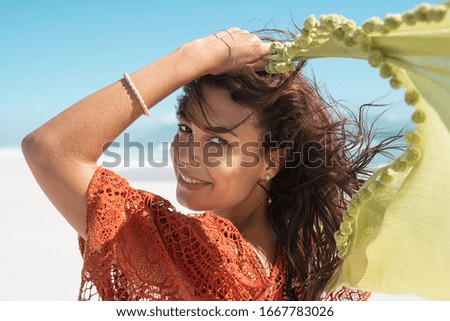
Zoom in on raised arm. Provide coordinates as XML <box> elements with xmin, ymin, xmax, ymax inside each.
<box><xmin>21</xmin><ymin>28</ymin><xmax>270</xmax><ymax>240</ymax></box>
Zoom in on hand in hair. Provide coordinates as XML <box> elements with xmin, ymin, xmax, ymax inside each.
<box><xmin>190</xmin><ymin>27</ymin><xmax>271</xmax><ymax>75</ymax></box>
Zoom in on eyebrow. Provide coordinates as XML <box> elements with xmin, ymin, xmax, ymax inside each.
<box><xmin>178</xmin><ymin>115</ymin><xmax>239</xmax><ymax>138</ymax></box>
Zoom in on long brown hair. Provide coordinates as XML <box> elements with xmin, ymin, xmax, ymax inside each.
<box><xmin>176</xmin><ymin>62</ymin><xmax>403</xmax><ymax>300</ymax></box>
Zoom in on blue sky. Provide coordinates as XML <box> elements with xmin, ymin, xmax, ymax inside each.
<box><xmin>0</xmin><ymin>0</ymin><xmax>442</xmax><ymax>153</ymax></box>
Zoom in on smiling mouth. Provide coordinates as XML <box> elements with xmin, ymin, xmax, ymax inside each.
<box><xmin>177</xmin><ymin>172</ymin><xmax>211</xmax><ymax>190</ymax></box>
<box><xmin>179</xmin><ymin>172</ymin><xmax>207</xmax><ymax>184</ymax></box>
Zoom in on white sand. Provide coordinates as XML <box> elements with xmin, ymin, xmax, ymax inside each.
<box><xmin>0</xmin><ymin>148</ymin><xmax>424</xmax><ymax>300</ymax></box>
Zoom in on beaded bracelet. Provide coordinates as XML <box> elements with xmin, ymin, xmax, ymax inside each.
<box><xmin>123</xmin><ymin>72</ymin><xmax>150</xmax><ymax>116</ymax></box>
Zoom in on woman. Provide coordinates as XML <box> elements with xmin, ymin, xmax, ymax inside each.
<box><xmin>22</xmin><ymin>28</ymin><xmax>382</xmax><ymax>300</ymax></box>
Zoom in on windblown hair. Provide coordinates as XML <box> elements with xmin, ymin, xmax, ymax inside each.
<box><xmin>176</xmin><ymin>62</ymin><xmax>403</xmax><ymax>300</ymax></box>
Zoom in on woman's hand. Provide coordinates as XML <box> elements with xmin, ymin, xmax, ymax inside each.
<box><xmin>187</xmin><ymin>28</ymin><xmax>272</xmax><ymax>75</ymax></box>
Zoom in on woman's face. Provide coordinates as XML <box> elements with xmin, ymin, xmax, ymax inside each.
<box><xmin>170</xmin><ymin>85</ymin><xmax>272</xmax><ymax>219</ymax></box>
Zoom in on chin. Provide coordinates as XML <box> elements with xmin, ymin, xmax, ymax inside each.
<box><xmin>176</xmin><ymin>191</ymin><xmax>208</xmax><ymax>212</ymax></box>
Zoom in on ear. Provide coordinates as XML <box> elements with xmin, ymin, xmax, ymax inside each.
<box><xmin>262</xmin><ymin>148</ymin><xmax>286</xmax><ymax>180</ymax></box>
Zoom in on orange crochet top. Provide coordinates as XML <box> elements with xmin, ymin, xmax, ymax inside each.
<box><xmin>77</xmin><ymin>166</ymin><xmax>370</xmax><ymax>301</ymax></box>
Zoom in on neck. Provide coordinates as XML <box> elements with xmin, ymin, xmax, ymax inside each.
<box><xmin>212</xmin><ymin>196</ymin><xmax>277</xmax><ymax>266</ymax></box>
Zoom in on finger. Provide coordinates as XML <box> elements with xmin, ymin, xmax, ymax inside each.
<box><xmin>260</xmin><ymin>42</ymin><xmax>272</xmax><ymax>57</ymax></box>
<box><xmin>216</xmin><ymin>27</ymin><xmax>241</xmax><ymax>39</ymax></box>
<box><xmin>214</xmin><ymin>29</ymin><xmax>230</xmax><ymax>39</ymax></box>
<box><xmin>250</xmin><ymin>59</ymin><xmax>269</xmax><ymax>72</ymax></box>
<box><xmin>214</xmin><ymin>28</ymin><xmax>239</xmax><ymax>39</ymax></box>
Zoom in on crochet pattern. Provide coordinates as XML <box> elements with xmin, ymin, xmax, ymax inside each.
<box><xmin>78</xmin><ymin>166</ymin><xmax>369</xmax><ymax>301</ymax></box>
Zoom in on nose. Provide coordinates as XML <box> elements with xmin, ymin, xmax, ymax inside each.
<box><xmin>172</xmin><ymin>133</ymin><xmax>201</xmax><ymax>168</ymax></box>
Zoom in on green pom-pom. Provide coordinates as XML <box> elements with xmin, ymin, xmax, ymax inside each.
<box><xmin>266</xmin><ymin>64</ymin><xmax>277</xmax><ymax>74</ymax></box>
<box><xmin>340</xmin><ymin>222</ymin><xmax>353</xmax><ymax>236</ymax></box>
<box><xmin>403</xmin><ymin>11</ymin><xmax>417</xmax><ymax>25</ymax></box>
<box><xmin>341</xmin><ymin>20</ymin><xmax>356</xmax><ymax>33</ymax></box>
<box><xmin>404</xmin><ymin>131</ymin><xmax>421</xmax><ymax>145</ymax></box>
<box><xmin>334</xmin><ymin>230</ymin><xmax>348</xmax><ymax>245</ymax></box>
<box><xmin>379</xmin><ymin>172</ymin><xmax>394</xmax><ymax>185</ymax></box>
<box><xmin>390</xmin><ymin>75</ymin><xmax>402</xmax><ymax>89</ymax></box>
<box><xmin>266</xmin><ymin>62</ymin><xmax>296</xmax><ymax>74</ymax></box>
<box><xmin>405</xmin><ymin>90</ymin><xmax>420</xmax><ymax>105</ymax></box>
<box><xmin>429</xmin><ymin>5</ymin><xmax>447</xmax><ymax>22</ymax></box>
<box><xmin>362</xmin><ymin>17</ymin><xmax>384</xmax><ymax>33</ymax></box>
<box><xmin>278</xmin><ymin>62</ymin><xmax>295</xmax><ymax>73</ymax></box>
<box><xmin>368</xmin><ymin>50</ymin><xmax>385</xmax><ymax>67</ymax></box>
<box><xmin>405</xmin><ymin>147</ymin><xmax>422</xmax><ymax>163</ymax></box>
<box><xmin>269</xmin><ymin>41</ymin><xmax>285</xmax><ymax>54</ymax></box>
<box><xmin>392</xmin><ymin>159</ymin><xmax>408</xmax><ymax>172</ymax></box>
<box><xmin>319</xmin><ymin>14</ymin><xmax>343</xmax><ymax>32</ymax></box>
<box><xmin>384</xmin><ymin>13</ymin><xmax>403</xmax><ymax>30</ymax></box>
<box><xmin>337</xmin><ymin>246</ymin><xmax>348</xmax><ymax>259</ymax></box>
<box><xmin>411</xmin><ymin>109</ymin><xmax>426</xmax><ymax>124</ymax></box>
<box><xmin>361</xmin><ymin>17</ymin><xmax>376</xmax><ymax>33</ymax></box>
<box><xmin>379</xmin><ymin>63</ymin><xmax>394</xmax><ymax>78</ymax></box>
<box><xmin>304</xmin><ymin>15</ymin><xmax>319</xmax><ymax>30</ymax></box>
<box><xmin>415</xmin><ymin>3</ymin><xmax>433</xmax><ymax>22</ymax></box>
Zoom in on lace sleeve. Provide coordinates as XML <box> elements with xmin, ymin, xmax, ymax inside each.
<box><xmin>77</xmin><ymin>166</ymin><xmax>187</xmax><ymax>300</ymax></box>
<box><xmin>78</xmin><ymin>166</ymin><xmax>132</xmax><ymax>254</ymax></box>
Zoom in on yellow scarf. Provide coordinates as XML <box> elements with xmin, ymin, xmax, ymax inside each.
<box><xmin>267</xmin><ymin>2</ymin><xmax>450</xmax><ymax>300</ymax></box>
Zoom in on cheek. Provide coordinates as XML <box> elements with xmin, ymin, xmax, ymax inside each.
<box><xmin>202</xmin><ymin>142</ymin><xmax>262</xmax><ymax>169</ymax></box>
<box><xmin>173</xmin><ymin>138</ymin><xmax>266</xmax><ymax>211</ymax></box>
<box><xmin>221</xmin><ymin>171</ymin><xmax>257</xmax><ymax>195</ymax></box>
<box><xmin>208</xmin><ymin>153</ymin><xmax>263</xmax><ymax>197</ymax></box>
<box><xmin>210</xmin><ymin>144</ymin><xmax>255</xmax><ymax>177</ymax></box>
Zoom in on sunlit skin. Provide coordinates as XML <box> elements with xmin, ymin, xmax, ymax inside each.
<box><xmin>170</xmin><ymin>84</ymin><xmax>280</xmax><ymax>269</ymax></box>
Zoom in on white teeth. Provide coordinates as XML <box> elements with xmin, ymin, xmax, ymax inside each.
<box><xmin>180</xmin><ymin>173</ymin><xmax>203</xmax><ymax>184</ymax></box>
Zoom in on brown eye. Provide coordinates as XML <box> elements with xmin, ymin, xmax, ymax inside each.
<box><xmin>177</xmin><ymin>124</ymin><xmax>192</xmax><ymax>134</ymax></box>
<box><xmin>210</xmin><ymin>137</ymin><xmax>228</xmax><ymax>146</ymax></box>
